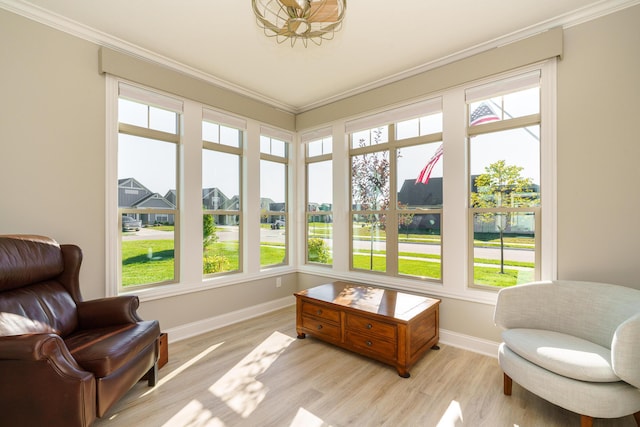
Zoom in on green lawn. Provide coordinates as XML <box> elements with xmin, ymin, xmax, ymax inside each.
<box><xmin>121</xmin><ymin>240</ymin><xmax>175</xmax><ymax>287</ymax></box>
<box><xmin>122</xmin><ymin>237</ymin><xmax>533</xmax><ymax>288</ymax></box>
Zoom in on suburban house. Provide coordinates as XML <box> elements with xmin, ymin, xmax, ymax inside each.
<box><xmin>1</xmin><ymin>1</ymin><xmax>639</xmax><ymax>425</ymax></box>
<box><xmin>118</xmin><ymin>178</ymin><xmax>176</xmax><ymax>225</ymax></box>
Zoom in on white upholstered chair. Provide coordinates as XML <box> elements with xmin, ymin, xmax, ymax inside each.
<box><xmin>494</xmin><ymin>280</ymin><xmax>640</xmax><ymax>427</ymax></box>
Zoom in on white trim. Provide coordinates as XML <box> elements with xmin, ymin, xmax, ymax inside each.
<box><xmin>540</xmin><ymin>59</ymin><xmax>558</xmax><ymax>280</ymax></box>
<box><xmin>439</xmin><ymin>329</ymin><xmax>500</xmax><ymax>359</ymax></box>
<box><xmin>105</xmin><ymin>75</ymin><xmax>119</xmax><ymax>297</ymax></box>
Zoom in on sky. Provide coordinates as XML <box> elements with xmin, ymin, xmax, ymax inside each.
<box><xmin>118</xmin><ymin>88</ymin><xmax>540</xmax><ymax>206</ymax></box>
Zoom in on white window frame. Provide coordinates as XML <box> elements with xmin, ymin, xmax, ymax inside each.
<box><xmin>299</xmin><ymin>60</ymin><xmax>556</xmax><ymax>305</ymax></box>
<box><xmin>202</xmin><ymin>107</ymin><xmax>246</xmax><ymax>278</ymax></box>
<box><xmin>303</xmin><ymin>127</ymin><xmax>333</xmax><ymax>266</ymax></box>
<box><xmin>259</xmin><ymin>126</ymin><xmax>293</xmax><ymax>270</ymax></box>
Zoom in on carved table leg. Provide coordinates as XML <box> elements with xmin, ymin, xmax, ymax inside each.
<box><xmin>297</xmin><ymin>332</ymin><xmax>306</xmax><ymax>339</ymax></box>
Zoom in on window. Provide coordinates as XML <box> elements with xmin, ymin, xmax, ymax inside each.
<box><xmin>467</xmin><ymin>71</ymin><xmax>542</xmax><ymax>289</ymax></box>
<box><xmin>202</xmin><ymin>108</ymin><xmax>245</xmax><ymax>276</ymax></box>
<box><xmin>304</xmin><ymin>129</ymin><xmax>333</xmax><ymax>265</ymax></box>
<box><xmin>117</xmin><ymin>83</ymin><xmax>182</xmax><ymax>290</ymax></box>
<box><xmin>348</xmin><ymin>99</ymin><xmax>443</xmax><ymax>279</ymax></box>
<box><xmin>340</xmin><ymin>64</ymin><xmax>554</xmax><ymax>294</ymax></box>
<box><xmin>260</xmin><ymin>128</ymin><xmax>291</xmax><ymax>268</ymax></box>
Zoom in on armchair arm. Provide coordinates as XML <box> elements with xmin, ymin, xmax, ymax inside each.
<box><xmin>494</xmin><ymin>280</ymin><xmax>557</xmax><ymax>329</ymax></box>
<box><xmin>612</xmin><ymin>313</ymin><xmax>640</xmax><ymax>388</ymax></box>
<box><xmin>0</xmin><ymin>333</ymin><xmax>96</xmax><ymax>427</ymax></box>
<box><xmin>76</xmin><ymin>295</ymin><xmax>142</xmax><ymax>329</ymax></box>
<box><xmin>0</xmin><ymin>333</ymin><xmax>90</xmax><ymax>380</ymax></box>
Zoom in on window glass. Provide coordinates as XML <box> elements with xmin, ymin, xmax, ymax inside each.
<box><xmin>468</xmin><ymin>83</ymin><xmax>541</xmax><ymax>289</ymax></box>
<box><xmin>308</xmin><ymin>137</ymin><xmax>332</xmax><ymax>157</ymax></box>
<box><xmin>260</xmin><ymin>158</ymin><xmax>287</xmax><ymax>268</ymax></box>
<box><xmin>261</xmin><ymin>135</ymin><xmax>287</xmax><ymax>157</ymax></box>
<box><xmin>307</xmin><ymin>159</ymin><xmax>333</xmax><ymax>265</ymax></box>
<box><xmin>469</xmin><ymin>87</ymin><xmax>539</xmax><ymax>126</ymax></box>
<box><xmin>396</xmin><ymin>112</ymin><xmax>443</xmax><ymax>139</ymax></box>
<box><xmin>118</xmin><ymin>133</ymin><xmax>178</xmax><ymax>288</ymax></box>
<box><xmin>351</xmin><ymin>126</ymin><xmax>388</xmax><ymax>148</ymax></box>
<box><xmin>118</xmin><ymin>98</ymin><xmax>178</xmax><ymax>134</ymax></box>
<box><xmin>352</xmin><ymin>213</ymin><xmax>386</xmax><ymax>272</ymax></box>
<box><xmin>397</xmin><ymin>142</ymin><xmax>443</xmax><ymax>281</ymax></box>
<box><xmin>397</xmin><ymin>143</ymin><xmax>443</xmax><ymax>209</ymax></box>
<box><xmin>202</xmin><ymin>146</ymin><xmax>241</xmax><ymax>276</ymax></box>
<box><xmin>351</xmin><ymin>151</ymin><xmax>390</xmax><ymax>211</ymax></box>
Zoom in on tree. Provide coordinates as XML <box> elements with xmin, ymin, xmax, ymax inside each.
<box><xmin>351</xmin><ymin>128</ymin><xmax>390</xmax><ymax>269</ymax></box>
<box><xmin>203</xmin><ymin>214</ymin><xmax>218</xmax><ymax>252</ymax></box>
<box><xmin>397</xmin><ymin>202</ymin><xmax>415</xmax><ymax>238</ymax></box>
<box><xmin>470</xmin><ymin>160</ymin><xmax>538</xmax><ymax>273</ymax></box>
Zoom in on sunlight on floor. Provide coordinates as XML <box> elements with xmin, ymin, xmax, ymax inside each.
<box><xmin>161</xmin><ymin>399</ymin><xmax>226</xmax><ymax>427</ymax></box>
<box><xmin>208</xmin><ymin>331</ymin><xmax>295</xmax><ymax>418</ymax></box>
<box><xmin>437</xmin><ymin>400</ymin><xmax>463</xmax><ymax>427</ymax></box>
<box><xmin>289</xmin><ymin>407</ymin><xmax>332</xmax><ymax>427</ymax></box>
<box><xmin>141</xmin><ymin>342</ymin><xmax>225</xmax><ymax>398</ymax></box>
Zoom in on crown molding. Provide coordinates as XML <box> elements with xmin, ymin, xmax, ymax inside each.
<box><xmin>0</xmin><ymin>0</ymin><xmax>297</xmax><ymax>113</ymax></box>
<box><xmin>2</xmin><ymin>0</ymin><xmax>638</xmax><ymax>114</ymax></box>
<box><xmin>297</xmin><ymin>0</ymin><xmax>640</xmax><ymax>112</ymax></box>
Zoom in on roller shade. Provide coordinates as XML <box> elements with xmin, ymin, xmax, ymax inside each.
<box><xmin>345</xmin><ymin>97</ymin><xmax>442</xmax><ymax>134</ymax></box>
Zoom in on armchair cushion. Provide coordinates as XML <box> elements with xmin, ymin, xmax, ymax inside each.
<box><xmin>66</xmin><ymin>320</ymin><xmax>160</xmax><ymax>377</ymax></box>
<box><xmin>503</xmin><ymin>328</ymin><xmax>618</xmax><ymax>382</ymax></box>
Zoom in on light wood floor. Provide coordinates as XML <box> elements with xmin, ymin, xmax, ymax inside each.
<box><xmin>95</xmin><ymin>306</ymin><xmax>637</xmax><ymax>427</ymax></box>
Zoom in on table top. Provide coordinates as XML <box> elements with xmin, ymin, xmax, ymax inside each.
<box><xmin>295</xmin><ymin>281</ymin><xmax>440</xmax><ymax>321</ymax></box>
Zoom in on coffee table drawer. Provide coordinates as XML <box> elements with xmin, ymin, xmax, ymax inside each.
<box><xmin>301</xmin><ymin>315</ymin><xmax>341</xmax><ymax>340</ymax></box>
<box><xmin>301</xmin><ymin>301</ymin><xmax>340</xmax><ymax>323</ymax></box>
<box><xmin>345</xmin><ymin>331</ymin><xmax>396</xmax><ymax>360</ymax></box>
<box><xmin>346</xmin><ymin>313</ymin><xmax>396</xmax><ymax>340</ymax></box>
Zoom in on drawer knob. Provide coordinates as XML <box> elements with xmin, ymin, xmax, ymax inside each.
<box><xmin>366</xmin><ymin>323</ymin><xmax>373</xmax><ymax>329</ymax></box>
<box><xmin>317</xmin><ymin>309</ymin><xmax>323</xmax><ymax>315</ymax></box>
<box><xmin>317</xmin><ymin>324</ymin><xmax>323</xmax><ymax>330</ymax></box>
<box><xmin>366</xmin><ymin>340</ymin><xmax>372</xmax><ymax>347</ymax></box>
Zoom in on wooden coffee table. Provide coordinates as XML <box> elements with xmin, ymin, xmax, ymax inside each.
<box><xmin>295</xmin><ymin>281</ymin><xmax>440</xmax><ymax>377</ymax></box>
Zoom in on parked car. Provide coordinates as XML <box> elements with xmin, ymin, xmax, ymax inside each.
<box><xmin>122</xmin><ymin>215</ymin><xmax>142</xmax><ymax>231</ymax></box>
<box><xmin>271</xmin><ymin>219</ymin><xmax>285</xmax><ymax>230</ymax></box>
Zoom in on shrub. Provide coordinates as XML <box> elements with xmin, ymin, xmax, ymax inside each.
<box><xmin>308</xmin><ymin>238</ymin><xmax>329</xmax><ymax>263</ymax></box>
<box><xmin>203</xmin><ymin>254</ymin><xmax>230</xmax><ymax>274</ymax></box>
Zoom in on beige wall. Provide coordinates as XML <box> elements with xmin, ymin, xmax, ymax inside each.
<box><xmin>557</xmin><ymin>5</ymin><xmax>640</xmax><ymax>288</ymax></box>
<box><xmin>1</xmin><ymin>5</ymin><xmax>639</xmax><ymax>344</ymax></box>
<box><xmin>0</xmin><ymin>11</ymin><xmax>106</xmax><ymax>300</ymax></box>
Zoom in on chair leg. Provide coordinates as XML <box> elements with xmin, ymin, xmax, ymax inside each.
<box><xmin>503</xmin><ymin>373</ymin><xmax>512</xmax><ymax>396</ymax></box>
<box><xmin>633</xmin><ymin>411</ymin><xmax>640</xmax><ymax>427</ymax></box>
<box><xmin>146</xmin><ymin>362</ymin><xmax>158</xmax><ymax>387</ymax></box>
<box><xmin>580</xmin><ymin>415</ymin><xmax>593</xmax><ymax>427</ymax></box>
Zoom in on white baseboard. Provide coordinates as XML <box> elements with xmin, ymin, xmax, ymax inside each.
<box><xmin>164</xmin><ymin>295</ymin><xmax>295</xmax><ymax>343</ymax></box>
<box><xmin>164</xmin><ymin>297</ymin><xmax>501</xmax><ymax>359</ymax></box>
<box><xmin>439</xmin><ymin>329</ymin><xmax>500</xmax><ymax>359</ymax></box>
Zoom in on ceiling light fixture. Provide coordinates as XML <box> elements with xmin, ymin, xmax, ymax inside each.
<box><xmin>252</xmin><ymin>0</ymin><xmax>346</xmax><ymax>47</ymax></box>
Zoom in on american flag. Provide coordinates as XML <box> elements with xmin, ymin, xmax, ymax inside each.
<box><xmin>415</xmin><ymin>144</ymin><xmax>443</xmax><ymax>185</ymax></box>
<box><xmin>470</xmin><ymin>102</ymin><xmax>500</xmax><ymax>126</ymax></box>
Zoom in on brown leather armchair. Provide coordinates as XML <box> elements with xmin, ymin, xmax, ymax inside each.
<box><xmin>0</xmin><ymin>235</ymin><xmax>160</xmax><ymax>427</ymax></box>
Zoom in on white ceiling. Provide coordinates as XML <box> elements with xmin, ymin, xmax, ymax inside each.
<box><xmin>3</xmin><ymin>0</ymin><xmax>635</xmax><ymax>112</ymax></box>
